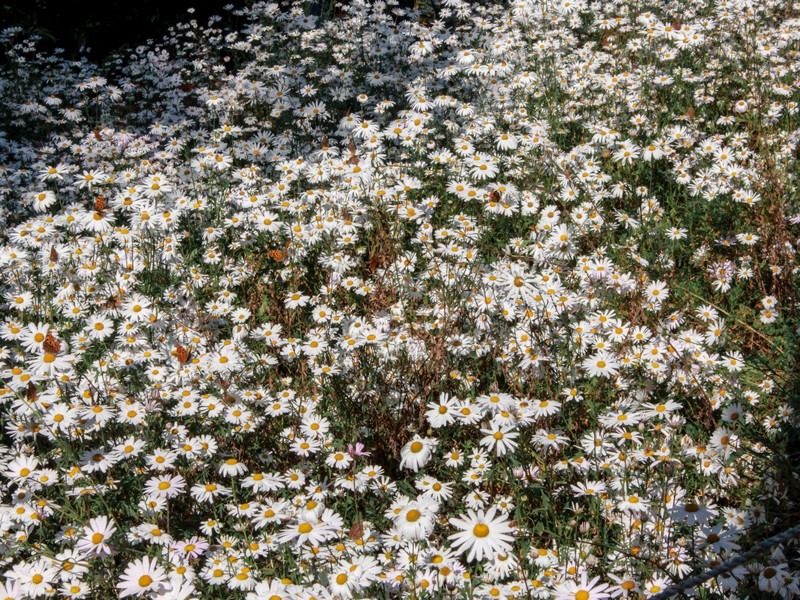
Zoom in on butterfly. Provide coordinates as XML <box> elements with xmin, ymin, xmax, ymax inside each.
<box><xmin>102</xmin><ymin>294</ymin><xmax>122</xmax><ymax>309</ymax></box>
<box><xmin>175</xmin><ymin>345</ymin><xmax>190</xmax><ymax>365</ymax></box>
<box><xmin>26</xmin><ymin>381</ymin><xmax>38</xmax><ymax>403</ymax></box>
<box><xmin>49</xmin><ymin>246</ymin><xmax>59</xmax><ymax>262</ymax></box>
<box><xmin>348</xmin><ymin>520</ymin><xmax>364</xmax><ymax>541</ymax></box>
<box><xmin>346</xmin><ymin>140</ymin><xmax>359</xmax><ymax>165</ymax></box>
<box><xmin>268</xmin><ymin>248</ymin><xmax>288</xmax><ymax>262</ymax></box>
<box><xmin>94</xmin><ymin>196</ymin><xmax>106</xmax><ymax>213</ymax></box>
<box><xmin>43</xmin><ymin>331</ymin><xmax>61</xmax><ymax>354</ymax></box>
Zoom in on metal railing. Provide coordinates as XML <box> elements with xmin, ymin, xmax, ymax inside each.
<box><xmin>649</xmin><ymin>523</ymin><xmax>800</xmax><ymax>600</ymax></box>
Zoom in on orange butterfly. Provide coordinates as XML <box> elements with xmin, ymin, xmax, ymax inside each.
<box><xmin>175</xmin><ymin>345</ymin><xmax>190</xmax><ymax>364</ymax></box>
<box><xmin>49</xmin><ymin>246</ymin><xmax>59</xmax><ymax>262</ymax></box>
<box><xmin>94</xmin><ymin>196</ymin><xmax>106</xmax><ymax>212</ymax></box>
<box><xmin>268</xmin><ymin>248</ymin><xmax>288</xmax><ymax>262</ymax></box>
<box><xmin>43</xmin><ymin>331</ymin><xmax>61</xmax><ymax>354</ymax></box>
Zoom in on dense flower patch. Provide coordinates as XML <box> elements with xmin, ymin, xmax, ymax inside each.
<box><xmin>1</xmin><ymin>0</ymin><xmax>799</xmax><ymax>598</ymax></box>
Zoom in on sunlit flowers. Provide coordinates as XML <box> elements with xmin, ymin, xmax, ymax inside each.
<box><xmin>400</xmin><ymin>436</ymin><xmax>436</xmax><ymax>472</ymax></box>
<box><xmin>0</xmin><ymin>0</ymin><xmax>797</xmax><ymax>597</ymax></box>
<box><xmin>117</xmin><ymin>557</ymin><xmax>167</xmax><ymax>597</ymax></box>
<box><xmin>75</xmin><ymin>515</ymin><xmax>116</xmax><ymax>557</ymax></box>
<box><xmin>448</xmin><ymin>505</ymin><xmax>515</xmax><ymax>562</ymax></box>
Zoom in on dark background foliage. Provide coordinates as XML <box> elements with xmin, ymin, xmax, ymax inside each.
<box><xmin>0</xmin><ymin>0</ymin><xmax>233</xmax><ymax>59</ymax></box>
<box><xmin>1</xmin><ymin>0</ymin><xmax>420</xmax><ymax>61</ymax></box>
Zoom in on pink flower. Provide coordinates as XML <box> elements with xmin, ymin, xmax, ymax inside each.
<box><xmin>347</xmin><ymin>443</ymin><xmax>371</xmax><ymax>457</ymax></box>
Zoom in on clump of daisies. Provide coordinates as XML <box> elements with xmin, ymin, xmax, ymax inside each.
<box><xmin>1</xmin><ymin>0</ymin><xmax>799</xmax><ymax>598</ymax></box>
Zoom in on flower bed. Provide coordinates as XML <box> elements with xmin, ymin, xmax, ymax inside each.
<box><xmin>1</xmin><ymin>0</ymin><xmax>799</xmax><ymax>597</ymax></box>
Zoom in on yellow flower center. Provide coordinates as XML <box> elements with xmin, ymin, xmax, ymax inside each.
<box><xmin>298</xmin><ymin>523</ymin><xmax>313</xmax><ymax>534</ymax></box>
